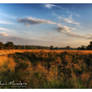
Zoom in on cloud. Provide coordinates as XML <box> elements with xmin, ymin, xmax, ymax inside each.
<box><xmin>44</xmin><ymin>4</ymin><xmax>56</xmax><ymax>9</ymax></box>
<box><xmin>0</xmin><ymin>27</ymin><xmax>21</xmax><ymax>38</ymax></box>
<box><xmin>56</xmin><ymin>24</ymin><xmax>85</xmax><ymax>38</ymax></box>
<box><xmin>58</xmin><ymin>15</ymin><xmax>80</xmax><ymax>25</ymax></box>
<box><xmin>18</xmin><ymin>17</ymin><xmax>57</xmax><ymax>26</ymax></box>
<box><xmin>0</xmin><ymin>12</ymin><xmax>17</xmax><ymax>19</ymax></box>
<box><xmin>57</xmin><ymin>24</ymin><xmax>71</xmax><ymax>33</ymax></box>
<box><xmin>18</xmin><ymin>17</ymin><xmax>75</xmax><ymax>36</ymax></box>
<box><xmin>0</xmin><ymin>20</ymin><xmax>13</xmax><ymax>25</ymax></box>
<box><xmin>0</xmin><ymin>32</ymin><xmax>8</xmax><ymax>37</ymax></box>
<box><xmin>43</xmin><ymin>4</ymin><xmax>80</xmax><ymax>26</ymax></box>
<box><xmin>0</xmin><ymin>27</ymin><xmax>17</xmax><ymax>33</ymax></box>
<box><xmin>57</xmin><ymin>25</ymin><xmax>92</xmax><ymax>39</ymax></box>
<box><xmin>18</xmin><ymin>17</ymin><xmax>71</xmax><ymax>33</ymax></box>
<box><xmin>64</xmin><ymin>17</ymin><xmax>80</xmax><ymax>25</ymax></box>
<box><xmin>69</xmin><ymin>32</ymin><xmax>92</xmax><ymax>39</ymax></box>
<box><xmin>86</xmin><ymin>34</ymin><xmax>92</xmax><ymax>39</ymax></box>
<box><xmin>57</xmin><ymin>25</ymin><xmax>83</xmax><ymax>38</ymax></box>
<box><xmin>65</xmin><ymin>32</ymin><xmax>86</xmax><ymax>38</ymax></box>
<box><xmin>44</xmin><ymin>4</ymin><xmax>66</xmax><ymax>10</ymax></box>
<box><xmin>18</xmin><ymin>16</ymin><xmax>92</xmax><ymax>40</ymax></box>
<box><xmin>0</xmin><ymin>27</ymin><xmax>10</xmax><ymax>31</ymax></box>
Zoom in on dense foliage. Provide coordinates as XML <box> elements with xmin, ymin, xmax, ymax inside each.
<box><xmin>0</xmin><ymin>51</ymin><xmax>92</xmax><ymax>88</ymax></box>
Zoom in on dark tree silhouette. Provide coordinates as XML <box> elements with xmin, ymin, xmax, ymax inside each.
<box><xmin>78</xmin><ymin>45</ymin><xmax>86</xmax><ymax>50</ymax></box>
<box><xmin>0</xmin><ymin>42</ymin><xmax>4</xmax><ymax>49</ymax></box>
<box><xmin>87</xmin><ymin>41</ymin><xmax>92</xmax><ymax>50</ymax></box>
<box><xmin>65</xmin><ymin>46</ymin><xmax>71</xmax><ymax>50</ymax></box>
<box><xmin>5</xmin><ymin>42</ymin><xmax>15</xmax><ymax>49</ymax></box>
<box><xmin>50</xmin><ymin>46</ymin><xmax>54</xmax><ymax>50</ymax></box>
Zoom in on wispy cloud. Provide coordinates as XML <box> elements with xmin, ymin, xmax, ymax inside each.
<box><xmin>18</xmin><ymin>17</ymin><xmax>56</xmax><ymax>26</ymax></box>
<box><xmin>0</xmin><ymin>27</ymin><xmax>10</xmax><ymax>31</ymax></box>
<box><xmin>50</xmin><ymin>6</ymin><xmax>80</xmax><ymax>26</ymax></box>
<box><xmin>0</xmin><ymin>27</ymin><xmax>16</xmax><ymax>36</ymax></box>
<box><xmin>0</xmin><ymin>20</ymin><xmax>14</xmax><ymax>25</ymax></box>
<box><xmin>18</xmin><ymin>16</ymin><xmax>92</xmax><ymax>40</ymax></box>
<box><xmin>17</xmin><ymin>17</ymin><xmax>81</xmax><ymax>38</ymax></box>
<box><xmin>57</xmin><ymin>25</ymin><xmax>92</xmax><ymax>39</ymax></box>
<box><xmin>18</xmin><ymin>16</ymin><xmax>71</xmax><ymax>33</ymax></box>
<box><xmin>56</xmin><ymin>24</ymin><xmax>83</xmax><ymax>38</ymax></box>
<box><xmin>0</xmin><ymin>27</ymin><xmax>19</xmax><ymax>37</ymax></box>
<box><xmin>0</xmin><ymin>12</ymin><xmax>17</xmax><ymax>19</ymax></box>
<box><xmin>86</xmin><ymin>34</ymin><xmax>92</xmax><ymax>39</ymax></box>
<box><xmin>0</xmin><ymin>27</ymin><xmax>9</xmax><ymax>36</ymax></box>
<box><xmin>58</xmin><ymin>15</ymin><xmax>80</xmax><ymax>25</ymax></box>
<box><xmin>44</xmin><ymin>4</ymin><xmax>56</xmax><ymax>9</ymax></box>
<box><xmin>18</xmin><ymin>17</ymin><xmax>80</xmax><ymax>35</ymax></box>
<box><xmin>44</xmin><ymin>4</ymin><xmax>66</xmax><ymax>10</ymax></box>
<box><xmin>64</xmin><ymin>16</ymin><xmax>80</xmax><ymax>25</ymax></box>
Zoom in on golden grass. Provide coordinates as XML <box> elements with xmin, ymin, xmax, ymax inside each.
<box><xmin>0</xmin><ymin>49</ymin><xmax>91</xmax><ymax>88</ymax></box>
<box><xmin>0</xmin><ymin>49</ymin><xmax>92</xmax><ymax>55</ymax></box>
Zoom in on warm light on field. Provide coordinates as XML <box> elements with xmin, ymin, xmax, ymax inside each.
<box><xmin>0</xmin><ymin>49</ymin><xmax>92</xmax><ymax>55</ymax></box>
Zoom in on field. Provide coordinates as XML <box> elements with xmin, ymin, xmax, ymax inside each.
<box><xmin>0</xmin><ymin>49</ymin><xmax>92</xmax><ymax>55</ymax></box>
<box><xmin>0</xmin><ymin>49</ymin><xmax>92</xmax><ymax>88</ymax></box>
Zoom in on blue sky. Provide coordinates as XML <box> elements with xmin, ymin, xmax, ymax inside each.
<box><xmin>0</xmin><ymin>4</ymin><xmax>92</xmax><ymax>47</ymax></box>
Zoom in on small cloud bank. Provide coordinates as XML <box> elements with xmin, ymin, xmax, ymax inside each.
<box><xmin>18</xmin><ymin>16</ymin><xmax>92</xmax><ymax>40</ymax></box>
<box><xmin>18</xmin><ymin>17</ymin><xmax>70</xmax><ymax>33</ymax></box>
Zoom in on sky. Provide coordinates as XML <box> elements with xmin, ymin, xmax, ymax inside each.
<box><xmin>0</xmin><ymin>4</ymin><xmax>92</xmax><ymax>47</ymax></box>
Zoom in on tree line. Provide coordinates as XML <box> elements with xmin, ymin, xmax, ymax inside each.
<box><xmin>0</xmin><ymin>41</ymin><xmax>92</xmax><ymax>50</ymax></box>
<box><xmin>0</xmin><ymin>42</ymin><xmax>49</xmax><ymax>49</ymax></box>
<box><xmin>78</xmin><ymin>41</ymin><xmax>92</xmax><ymax>50</ymax></box>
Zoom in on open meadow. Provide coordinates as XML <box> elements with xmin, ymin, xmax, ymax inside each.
<box><xmin>0</xmin><ymin>49</ymin><xmax>92</xmax><ymax>88</ymax></box>
<box><xmin>0</xmin><ymin>49</ymin><xmax>92</xmax><ymax>55</ymax></box>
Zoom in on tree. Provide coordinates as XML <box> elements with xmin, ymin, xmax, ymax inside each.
<box><xmin>0</xmin><ymin>42</ymin><xmax>4</xmax><ymax>49</ymax></box>
<box><xmin>90</xmin><ymin>41</ymin><xmax>92</xmax><ymax>46</ymax></box>
<box><xmin>50</xmin><ymin>46</ymin><xmax>54</xmax><ymax>50</ymax></box>
<box><xmin>5</xmin><ymin>42</ymin><xmax>15</xmax><ymax>49</ymax></box>
<box><xmin>79</xmin><ymin>45</ymin><xmax>86</xmax><ymax>50</ymax></box>
<box><xmin>87</xmin><ymin>41</ymin><xmax>92</xmax><ymax>50</ymax></box>
<box><xmin>65</xmin><ymin>46</ymin><xmax>71</xmax><ymax>50</ymax></box>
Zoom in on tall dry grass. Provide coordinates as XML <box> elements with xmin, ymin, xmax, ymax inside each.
<box><xmin>0</xmin><ymin>50</ymin><xmax>92</xmax><ymax>88</ymax></box>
